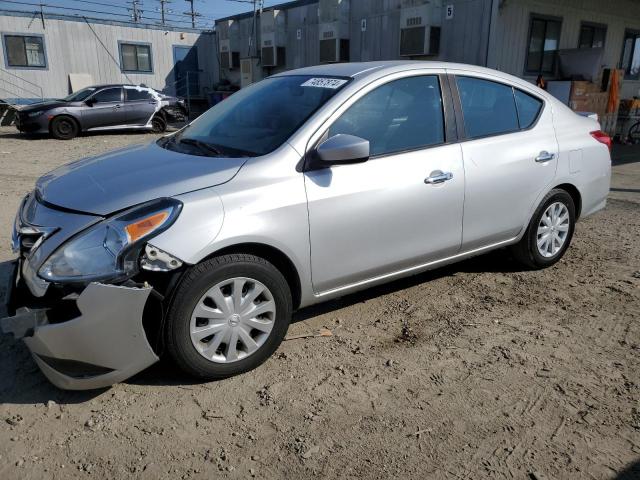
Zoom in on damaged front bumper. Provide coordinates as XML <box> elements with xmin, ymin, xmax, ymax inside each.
<box><xmin>1</xmin><ymin>261</ymin><xmax>159</xmax><ymax>390</ymax></box>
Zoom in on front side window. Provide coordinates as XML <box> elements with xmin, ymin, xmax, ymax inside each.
<box><xmin>456</xmin><ymin>77</ymin><xmax>519</xmax><ymax>138</ymax></box>
<box><xmin>525</xmin><ymin>16</ymin><xmax>562</xmax><ymax>75</ymax></box>
<box><xmin>92</xmin><ymin>88</ymin><xmax>122</xmax><ymax>103</ymax></box>
<box><xmin>3</xmin><ymin>34</ymin><xmax>46</xmax><ymax>68</ymax></box>
<box><xmin>120</xmin><ymin>43</ymin><xmax>152</xmax><ymax>73</ymax></box>
<box><xmin>126</xmin><ymin>88</ymin><xmax>153</xmax><ymax>101</ymax></box>
<box><xmin>621</xmin><ymin>30</ymin><xmax>640</xmax><ymax>80</ymax></box>
<box><xmin>328</xmin><ymin>75</ymin><xmax>445</xmax><ymax>156</ymax></box>
<box><xmin>578</xmin><ymin>23</ymin><xmax>606</xmax><ymax>49</ymax></box>
<box><xmin>162</xmin><ymin>75</ymin><xmax>350</xmax><ymax>157</ymax></box>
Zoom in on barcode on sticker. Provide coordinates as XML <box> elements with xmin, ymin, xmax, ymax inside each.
<box><xmin>301</xmin><ymin>78</ymin><xmax>348</xmax><ymax>89</ymax></box>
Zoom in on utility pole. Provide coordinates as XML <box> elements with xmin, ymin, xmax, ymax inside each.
<box><xmin>129</xmin><ymin>0</ymin><xmax>143</xmax><ymax>23</ymax></box>
<box><xmin>184</xmin><ymin>0</ymin><xmax>200</xmax><ymax>28</ymax></box>
<box><xmin>157</xmin><ymin>0</ymin><xmax>171</xmax><ymax>26</ymax></box>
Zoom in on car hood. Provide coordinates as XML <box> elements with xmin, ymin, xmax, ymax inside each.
<box><xmin>36</xmin><ymin>141</ymin><xmax>248</xmax><ymax>215</ymax></box>
<box><xmin>18</xmin><ymin>100</ymin><xmax>68</xmax><ymax>112</ymax></box>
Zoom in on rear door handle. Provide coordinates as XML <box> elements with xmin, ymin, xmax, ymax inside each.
<box><xmin>535</xmin><ymin>151</ymin><xmax>555</xmax><ymax>162</ymax></box>
<box><xmin>425</xmin><ymin>170</ymin><xmax>453</xmax><ymax>184</ymax></box>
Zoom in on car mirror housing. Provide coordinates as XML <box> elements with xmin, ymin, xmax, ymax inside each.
<box><xmin>314</xmin><ymin>134</ymin><xmax>370</xmax><ymax>167</ymax></box>
<box><xmin>85</xmin><ymin>98</ymin><xmax>95</xmax><ymax>106</ymax></box>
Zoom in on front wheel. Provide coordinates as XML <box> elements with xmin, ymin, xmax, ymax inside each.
<box><xmin>511</xmin><ymin>189</ymin><xmax>576</xmax><ymax>269</ymax></box>
<box><xmin>166</xmin><ymin>254</ymin><xmax>292</xmax><ymax>380</ymax></box>
<box><xmin>50</xmin><ymin>116</ymin><xmax>79</xmax><ymax>140</ymax></box>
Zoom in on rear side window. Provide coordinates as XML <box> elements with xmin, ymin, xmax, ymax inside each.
<box><xmin>92</xmin><ymin>88</ymin><xmax>122</xmax><ymax>103</ymax></box>
<box><xmin>514</xmin><ymin>89</ymin><xmax>543</xmax><ymax>128</ymax></box>
<box><xmin>126</xmin><ymin>89</ymin><xmax>153</xmax><ymax>101</ymax></box>
<box><xmin>456</xmin><ymin>76</ymin><xmax>519</xmax><ymax>138</ymax></box>
<box><xmin>328</xmin><ymin>75</ymin><xmax>445</xmax><ymax>156</ymax></box>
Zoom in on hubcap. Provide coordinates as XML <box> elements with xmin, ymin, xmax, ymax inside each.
<box><xmin>536</xmin><ymin>202</ymin><xmax>570</xmax><ymax>258</ymax></box>
<box><xmin>189</xmin><ymin>277</ymin><xmax>276</xmax><ymax>363</ymax></box>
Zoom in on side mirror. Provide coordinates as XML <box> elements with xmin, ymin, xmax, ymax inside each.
<box><xmin>315</xmin><ymin>134</ymin><xmax>370</xmax><ymax>166</ymax></box>
<box><xmin>85</xmin><ymin>98</ymin><xmax>95</xmax><ymax>106</ymax></box>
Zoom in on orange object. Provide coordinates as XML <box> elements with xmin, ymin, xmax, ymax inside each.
<box><xmin>607</xmin><ymin>69</ymin><xmax>620</xmax><ymax>114</ymax></box>
<box><xmin>125</xmin><ymin>211</ymin><xmax>169</xmax><ymax>242</ymax></box>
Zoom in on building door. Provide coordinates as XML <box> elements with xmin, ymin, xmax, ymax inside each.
<box><xmin>173</xmin><ymin>46</ymin><xmax>200</xmax><ymax>98</ymax></box>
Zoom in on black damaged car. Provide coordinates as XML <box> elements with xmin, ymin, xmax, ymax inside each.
<box><xmin>15</xmin><ymin>84</ymin><xmax>188</xmax><ymax>140</ymax></box>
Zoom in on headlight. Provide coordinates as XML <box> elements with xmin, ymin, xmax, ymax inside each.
<box><xmin>39</xmin><ymin>198</ymin><xmax>182</xmax><ymax>283</ymax></box>
<box><xmin>27</xmin><ymin>110</ymin><xmax>44</xmax><ymax>118</ymax></box>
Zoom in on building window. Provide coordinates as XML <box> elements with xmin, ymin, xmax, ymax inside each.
<box><xmin>525</xmin><ymin>15</ymin><xmax>562</xmax><ymax>75</ymax></box>
<box><xmin>119</xmin><ymin>42</ymin><xmax>152</xmax><ymax>73</ymax></box>
<box><xmin>578</xmin><ymin>22</ymin><xmax>606</xmax><ymax>49</ymax></box>
<box><xmin>2</xmin><ymin>34</ymin><xmax>46</xmax><ymax>68</ymax></box>
<box><xmin>621</xmin><ymin>30</ymin><xmax>640</xmax><ymax>80</ymax></box>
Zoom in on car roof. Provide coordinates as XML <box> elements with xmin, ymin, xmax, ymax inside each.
<box><xmin>87</xmin><ymin>84</ymin><xmax>149</xmax><ymax>89</ymax></box>
<box><xmin>273</xmin><ymin>60</ymin><xmax>536</xmax><ymax>89</ymax></box>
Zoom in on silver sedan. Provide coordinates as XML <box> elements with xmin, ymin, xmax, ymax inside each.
<box><xmin>2</xmin><ymin>61</ymin><xmax>611</xmax><ymax>390</ymax></box>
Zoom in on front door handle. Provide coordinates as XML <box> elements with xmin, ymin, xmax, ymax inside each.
<box><xmin>535</xmin><ymin>151</ymin><xmax>555</xmax><ymax>162</ymax></box>
<box><xmin>425</xmin><ymin>170</ymin><xmax>453</xmax><ymax>184</ymax></box>
<box><xmin>113</xmin><ymin>104</ymin><xmax>121</xmax><ymax>109</ymax></box>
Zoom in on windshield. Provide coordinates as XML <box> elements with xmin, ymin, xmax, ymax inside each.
<box><xmin>62</xmin><ymin>87</ymin><xmax>97</xmax><ymax>102</ymax></box>
<box><xmin>160</xmin><ymin>75</ymin><xmax>350</xmax><ymax>157</ymax></box>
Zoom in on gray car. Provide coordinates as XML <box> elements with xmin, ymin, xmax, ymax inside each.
<box><xmin>15</xmin><ymin>84</ymin><xmax>187</xmax><ymax>139</ymax></box>
<box><xmin>1</xmin><ymin>62</ymin><xmax>611</xmax><ymax>390</ymax></box>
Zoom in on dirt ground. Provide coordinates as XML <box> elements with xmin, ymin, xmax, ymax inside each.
<box><xmin>0</xmin><ymin>126</ymin><xmax>638</xmax><ymax>479</ymax></box>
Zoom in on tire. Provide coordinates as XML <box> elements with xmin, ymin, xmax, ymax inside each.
<box><xmin>50</xmin><ymin>116</ymin><xmax>79</xmax><ymax>140</ymax></box>
<box><xmin>151</xmin><ymin>115</ymin><xmax>167</xmax><ymax>133</ymax></box>
<box><xmin>166</xmin><ymin>254</ymin><xmax>292</xmax><ymax>380</ymax></box>
<box><xmin>511</xmin><ymin>188</ymin><xmax>576</xmax><ymax>269</ymax></box>
<box><xmin>628</xmin><ymin>121</ymin><xmax>640</xmax><ymax>145</ymax></box>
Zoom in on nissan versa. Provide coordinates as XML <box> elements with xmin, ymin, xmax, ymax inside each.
<box><xmin>1</xmin><ymin>62</ymin><xmax>611</xmax><ymax>390</ymax></box>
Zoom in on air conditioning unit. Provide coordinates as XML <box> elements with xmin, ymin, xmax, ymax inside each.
<box><xmin>399</xmin><ymin>0</ymin><xmax>442</xmax><ymax>57</ymax></box>
<box><xmin>240</xmin><ymin>58</ymin><xmax>262</xmax><ymax>88</ymax></box>
<box><xmin>260</xmin><ymin>9</ymin><xmax>287</xmax><ymax>67</ymax></box>
<box><xmin>218</xmin><ymin>20</ymin><xmax>240</xmax><ymax>70</ymax></box>
<box><xmin>318</xmin><ymin>0</ymin><xmax>350</xmax><ymax>63</ymax></box>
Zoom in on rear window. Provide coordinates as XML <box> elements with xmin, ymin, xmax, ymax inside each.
<box><xmin>456</xmin><ymin>76</ymin><xmax>519</xmax><ymax>138</ymax></box>
<box><xmin>126</xmin><ymin>88</ymin><xmax>153</xmax><ymax>101</ymax></box>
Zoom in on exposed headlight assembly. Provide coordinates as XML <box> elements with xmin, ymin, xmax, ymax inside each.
<box><xmin>39</xmin><ymin>198</ymin><xmax>182</xmax><ymax>283</ymax></box>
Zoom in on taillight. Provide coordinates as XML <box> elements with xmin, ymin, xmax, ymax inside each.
<box><xmin>590</xmin><ymin>130</ymin><xmax>612</xmax><ymax>152</ymax></box>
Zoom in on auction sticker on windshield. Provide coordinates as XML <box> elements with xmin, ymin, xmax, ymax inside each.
<box><xmin>301</xmin><ymin>78</ymin><xmax>348</xmax><ymax>89</ymax></box>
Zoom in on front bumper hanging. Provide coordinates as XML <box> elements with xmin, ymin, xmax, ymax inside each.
<box><xmin>1</xmin><ymin>262</ymin><xmax>159</xmax><ymax>390</ymax></box>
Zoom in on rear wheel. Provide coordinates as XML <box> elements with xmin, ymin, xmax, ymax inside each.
<box><xmin>166</xmin><ymin>254</ymin><xmax>292</xmax><ymax>380</ymax></box>
<box><xmin>511</xmin><ymin>189</ymin><xmax>576</xmax><ymax>269</ymax></box>
<box><xmin>50</xmin><ymin>116</ymin><xmax>79</xmax><ymax>140</ymax></box>
<box><xmin>151</xmin><ymin>115</ymin><xmax>167</xmax><ymax>133</ymax></box>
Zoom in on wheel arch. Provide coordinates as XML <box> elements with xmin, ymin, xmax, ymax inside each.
<box><xmin>200</xmin><ymin>242</ymin><xmax>302</xmax><ymax>310</ymax></box>
<box><xmin>49</xmin><ymin>113</ymin><xmax>81</xmax><ymax>133</ymax></box>
<box><xmin>553</xmin><ymin>183</ymin><xmax>582</xmax><ymax>219</ymax></box>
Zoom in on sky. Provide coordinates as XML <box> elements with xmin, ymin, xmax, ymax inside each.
<box><xmin>0</xmin><ymin>0</ymin><xmax>283</xmax><ymax>28</ymax></box>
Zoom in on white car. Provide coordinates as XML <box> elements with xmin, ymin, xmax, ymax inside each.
<box><xmin>2</xmin><ymin>61</ymin><xmax>611</xmax><ymax>390</ymax></box>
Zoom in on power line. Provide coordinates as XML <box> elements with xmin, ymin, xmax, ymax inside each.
<box><xmin>0</xmin><ymin>0</ymin><xmax>214</xmax><ymax>27</ymax></box>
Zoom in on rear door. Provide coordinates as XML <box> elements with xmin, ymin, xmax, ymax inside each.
<box><xmin>124</xmin><ymin>87</ymin><xmax>158</xmax><ymax>126</ymax></box>
<box><xmin>304</xmin><ymin>72</ymin><xmax>465</xmax><ymax>293</ymax></box>
<box><xmin>81</xmin><ymin>87</ymin><xmax>126</xmax><ymax>129</ymax></box>
<box><xmin>450</xmin><ymin>73</ymin><xmax>558</xmax><ymax>250</ymax></box>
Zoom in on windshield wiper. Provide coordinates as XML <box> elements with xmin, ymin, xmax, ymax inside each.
<box><xmin>178</xmin><ymin>138</ymin><xmax>223</xmax><ymax>156</ymax></box>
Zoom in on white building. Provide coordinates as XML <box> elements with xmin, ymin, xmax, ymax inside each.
<box><xmin>0</xmin><ymin>9</ymin><xmax>217</xmax><ymax>103</ymax></box>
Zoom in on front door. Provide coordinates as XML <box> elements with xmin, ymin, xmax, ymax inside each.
<box><xmin>451</xmin><ymin>74</ymin><xmax>558</xmax><ymax>250</ymax></box>
<box><xmin>82</xmin><ymin>87</ymin><xmax>126</xmax><ymax>129</ymax></box>
<box><xmin>173</xmin><ymin>46</ymin><xmax>200</xmax><ymax>98</ymax></box>
<box><xmin>304</xmin><ymin>74</ymin><xmax>465</xmax><ymax>293</ymax></box>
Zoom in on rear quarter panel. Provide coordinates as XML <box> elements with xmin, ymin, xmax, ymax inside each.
<box><xmin>551</xmin><ymin>104</ymin><xmax>611</xmax><ymax>218</ymax></box>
